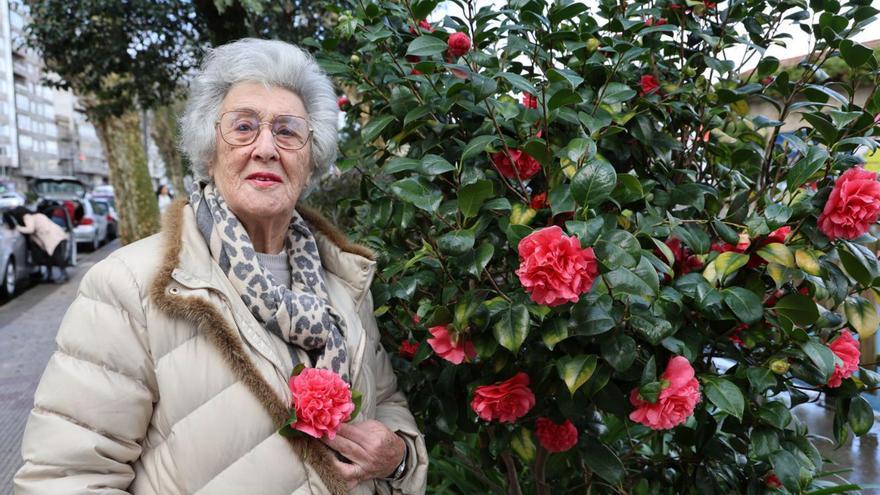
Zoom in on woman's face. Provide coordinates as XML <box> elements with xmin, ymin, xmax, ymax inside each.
<box><xmin>210</xmin><ymin>82</ymin><xmax>313</xmax><ymax>228</ymax></box>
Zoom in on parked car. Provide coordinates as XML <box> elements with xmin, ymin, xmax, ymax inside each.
<box><xmin>0</xmin><ymin>207</ymin><xmax>31</xmax><ymax>298</ymax></box>
<box><xmin>92</xmin><ymin>197</ymin><xmax>117</xmax><ymax>241</ymax></box>
<box><xmin>30</xmin><ymin>177</ymin><xmax>107</xmax><ymax>252</ymax></box>
<box><xmin>0</xmin><ymin>191</ymin><xmax>26</xmax><ymax>208</ymax></box>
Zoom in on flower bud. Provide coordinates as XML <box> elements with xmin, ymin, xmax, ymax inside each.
<box><xmin>769</xmin><ymin>359</ymin><xmax>790</xmax><ymax>375</ymax></box>
<box><xmin>586</xmin><ymin>38</ymin><xmax>600</xmax><ymax>52</ymax></box>
<box><xmin>350</xmin><ymin>54</ymin><xmax>361</xmax><ymax>65</ymax></box>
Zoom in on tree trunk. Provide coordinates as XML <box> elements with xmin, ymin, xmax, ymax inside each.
<box><xmin>150</xmin><ymin>101</ymin><xmax>187</xmax><ymax>195</ymax></box>
<box><xmin>93</xmin><ymin>109</ymin><xmax>160</xmax><ymax>245</ymax></box>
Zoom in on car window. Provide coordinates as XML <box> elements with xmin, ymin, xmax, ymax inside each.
<box><xmin>92</xmin><ymin>201</ymin><xmax>107</xmax><ymax>214</ymax></box>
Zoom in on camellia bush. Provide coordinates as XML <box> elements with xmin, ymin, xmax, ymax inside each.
<box><xmin>313</xmin><ymin>0</ymin><xmax>880</xmax><ymax>492</ymax></box>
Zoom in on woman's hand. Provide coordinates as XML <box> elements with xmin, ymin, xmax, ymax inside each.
<box><xmin>322</xmin><ymin>420</ymin><xmax>406</xmax><ymax>489</ymax></box>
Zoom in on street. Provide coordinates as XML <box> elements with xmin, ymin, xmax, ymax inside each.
<box><xmin>0</xmin><ymin>239</ymin><xmax>118</xmax><ymax>494</ymax></box>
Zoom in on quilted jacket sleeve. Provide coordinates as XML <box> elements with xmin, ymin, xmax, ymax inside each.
<box><xmin>358</xmin><ymin>292</ymin><xmax>428</xmax><ymax>495</ymax></box>
<box><xmin>14</xmin><ymin>255</ymin><xmax>158</xmax><ymax>494</ymax></box>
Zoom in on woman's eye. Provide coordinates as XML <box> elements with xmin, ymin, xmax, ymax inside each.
<box><xmin>233</xmin><ymin>121</ymin><xmax>256</xmax><ymax>132</ymax></box>
<box><xmin>276</xmin><ymin>126</ymin><xmax>295</xmax><ymax>136</ymax></box>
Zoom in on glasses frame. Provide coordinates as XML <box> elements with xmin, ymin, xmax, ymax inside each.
<box><xmin>215</xmin><ymin>110</ymin><xmax>314</xmax><ymax>151</ymax></box>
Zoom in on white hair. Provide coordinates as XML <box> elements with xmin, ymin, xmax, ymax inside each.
<box><xmin>180</xmin><ymin>38</ymin><xmax>338</xmax><ymax>186</ymax></box>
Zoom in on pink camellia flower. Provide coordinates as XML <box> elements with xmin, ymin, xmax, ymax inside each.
<box><xmin>664</xmin><ymin>237</ymin><xmax>703</xmax><ymax>277</ymax></box>
<box><xmin>408</xmin><ymin>19</ymin><xmax>433</xmax><ymax>34</ymax></box>
<box><xmin>535</xmin><ymin>417</ymin><xmax>579</xmax><ymax>453</ymax></box>
<box><xmin>471</xmin><ymin>372</ymin><xmax>536</xmax><ymax>423</ymax></box>
<box><xmin>288</xmin><ymin>368</ymin><xmax>355</xmax><ymax>440</ymax></box>
<box><xmin>522</xmin><ymin>93</ymin><xmax>538</xmax><ymax>109</ymax></box>
<box><xmin>765</xmin><ymin>473</ymin><xmax>782</xmax><ymax>489</ymax></box>
<box><xmin>490</xmin><ymin>149</ymin><xmax>542</xmax><ymax>180</ymax></box>
<box><xmin>827</xmin><ymin>330</ymin><xmax>860</xmax><ymax>388</ymax></box>
<box><xmin>516</xmin><ymin>226</ymin><xmax>599</xmax><ymax>306</ymax></box>
<box><xmin>427</xmin><ymin>324</ymin><xmax>476</xmax><ymax>364</ymax></box>
<box><xmin>629</xmin><ymin>356</ymin><xmax>701</xmax><ymax>430</ymax></box>
<box><xmin>399</xmin><ymin>340</ymin><xmax>420</xmax><ymax>360</ymax></box>
<box><xmin>337</xmin><ymin>95</ymin><xmax>350</xmax><ymax>110</ymax></box>
<box><xmin>645</xmin><ymin>17</ymin><xmax>667</xmax><ymax>26</ymax></box>
<box><xmin>530</xmin><ymin>192</ymin><xmax>548</xmax><ymax>210</ymax></box>
<box><xmin>640</xmin><ymin>74</ymin><xmax>660</xmax><ymax>95</ymax></box>
<box><xmin>818</xmin><ymin>167</ymin><xmax>880</xmax><ymax>240</ymax></box>
<box><xmin>447</xmin><ymin>32</ymin><xmax>471</xmax><ymax>58</ymax></box>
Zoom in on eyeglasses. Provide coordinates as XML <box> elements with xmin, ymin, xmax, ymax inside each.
<box><xmin>216</xmin><ymin>110</ymin><xmax>313</xmax><ymax>150</ymax></box>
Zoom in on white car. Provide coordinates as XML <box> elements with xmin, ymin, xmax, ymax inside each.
<box><xmin>72</xmin><ymin>198</ymin><xmax>109</xmax><ymax>252</ymax></box>
<box><xmin>0</xmin><ymin>191</ymin><xmax>26</xmax><ymax>209</ymax></box>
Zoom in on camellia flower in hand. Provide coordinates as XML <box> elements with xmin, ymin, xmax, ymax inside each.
<box><xmin>288</xmin><ymin>368</ymin><xmax>355</xmax><ymax>440</ymax></box>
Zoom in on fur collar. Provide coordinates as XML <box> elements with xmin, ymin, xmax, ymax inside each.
<box><xmin>149</xmin><ymin>198</ymin><xmax>349</xmax><ymax>494</ymax></box>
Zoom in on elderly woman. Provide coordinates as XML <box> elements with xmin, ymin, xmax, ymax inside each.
<box><xmin>15</xmin><ymin>39</ymin><xmax>427</xmax><ymax>494</ymax></box>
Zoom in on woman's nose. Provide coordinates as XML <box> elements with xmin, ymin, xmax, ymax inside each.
<box><xmin>252</xmin><ymin>125</ymin><xmax>279</xmax><ymax>161</ymax></box>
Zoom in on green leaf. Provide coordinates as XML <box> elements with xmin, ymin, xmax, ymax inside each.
<box><xmin>757</xmin><ymin>401</ymin><xmax>792</xmax><ymax>429</ymax></box>
<box><xmin>795</xmin><ymin>249</ymin><xmax>823</xmax><ymax>276</ymax></box>
<box><xmin>770</xmin><ymin>450</ymin><xmax>802</xmax><ymax>491</ymax></box>
<box><xmin>458</xmin><ymin>243</ymin><xmax>494</xmax><ymax>277</ymax></box>
<box><xmin>438</xmin><ymin>229</ymin><xmax>475</xmax><ymax>255</ymax></box>
<box><xmin>703</xmin><ymin>377</ymin><xmax>745</xmax><ymax>420</ymax></box>
<box><xmin>406</xmin><ymin>35</ymin><xmax>448</xmax><ymax>56</ymax></box>
<box><xmin>672</xmin><ymin>224</ymin><xmax>711</xmax><ymax>254</ymax></box>
<box><xmin>839</xmin><ymin>40</ymin><xmax>875</xmax><ymax>68</ymax></box>
<box><xmin>570</xmin><ymin>298</ymin><xmax>616</xmax><ymax>336</ymax></box>
<box><xmin>630</xmin><ymin>312</ymin><xmax>673</xmax><ymax>345</ymax></box>
<box><xmin>784</xmin><ymin>146</ymin><xmax>829</xmax><ymax>191</ymax></box>
<box><xmin>361</xmin><ymin>115</ymin><xmax>396</xmax><ymax>142</ymax></box>
<box><xmin>839</xmin><ymin>241</ymin><xmax>879</xmax><ymax>286</ymax></box>
<box><xmin>581</xmin><ymin>441</ymin><xmax>624</xmax><ymax>483</ymax></box>
<box><xmin>594</xmin><ymin>229</ymin><xmax>641</xmax><ymax>269</ymax></box>
<box><xmin>848</xmin><ymin>396</ymin><xmax>874</xmax><ymax>436</ymax></box>
<box><xmin>390</xmin><ymin>178</ymin><xmax>442</xmax><ymax>212</ymax></box>
<box><xmin>546</xmin><ymin>68</ymin><xmax>584</xmax><ymax>90</ymax></box>
<box><xmin>601</xmin><ymin>335</ymin><xmax>636</xmax><ymax>372</ymax></box>
<box><xmin>844</xmin><ymin>295</ymin><xmax>880</xmax><ymax>339</ymax></box>
<box><xmin>493</xmin><ymin>304</ymin><xmax>530</xmax><ymax>353</ymax></box>
<box><xmin>549</xmin><ymin>184</ymin><xmax>575</xmax><ymax>216</ymax></box>
<box><xmin>420</xmin><ymin>154</ymin><xmax>455</xmax><ymax>175</ymax></box>
<box><xmin>602</xmin><ymin>82</ymin><xmax>637</xmax><ymax>104</ymax></box>
<box><xmin>510</xmin><ymin>427</ymin><xmax>536</xmax><ymax>463</ymax></box>
<box><xmin>497</xmin><ymin>72</ymin><xmax>537</xmax><ymax>95</ymax></box>
<box><xmin>801</xmin><ymin>340</ymin><xmax>835</xmax><ymax>382</ymax></box>
<box><xmin>765</xmin><ymin>204</ymin><xmax>792</xmax><ymax>229</ymax></box>
<box><xmin>775</xmin><ymin>294</ymin><xmax>819</xmax><ymax>326</ymax></box>
<box><xmin>723</xmin><ymin>287</ymin><xmax>763</xmax><ymax>324</ymax></box>
<box><xmin>747</xmin><ymin>367</ymin><xmax>776</xmax><ymax>394</ymax></box>
<box><xmin>350</xmin><ymin>389</ymin><xmax>364</xmax><ymax>420</ymax></box>
<box><xmin>756</xmin><ymin>243</ymin><xmax>795</xmax><ymax>268</ymax></box>
<box><xmin>461</xmin><ymin>135</ymin><xmax>499</xmax><ymax>161</ymax></box>
<box><xmin>383</xmin><ymin>157</ymin><xmax>421</xmax><ymax>174</ymax></box>
<box><xmin>556</xmin><ymin>354</ymin><xmax>598</xmax><ymax>395</ymax></box>
<box><xmin>458</xmin><ymin>180</ymin><xmax>494</xmax><ymax>219</ymax></box>
<box><xmin>542</xmin><ymin>318</ymin><xmax>568</xmax><ymax>350</ymax></box>
<box><xmin>560</xmin><ymin>137</ymin><xmax>596</xmax><ymax>162</ymax></box>
<box><xmin>712</xmin><ymin>252</ymin><xmax>750</xmax><ymax>282</ymax></box>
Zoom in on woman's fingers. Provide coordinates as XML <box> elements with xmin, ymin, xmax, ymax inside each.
<box><xmin>322</xmin><ymin>431</ymin><xmax>368</xmax><ymax>462</ymax></box>
<box><xmin>331</xmin><ymin>457</ymin><xmax>363</xmax><ymax>489</ymax></box>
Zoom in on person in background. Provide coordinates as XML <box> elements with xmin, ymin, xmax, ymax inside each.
<box><xmin>9</xmin><ymin>206</ymin><xmax>69</xmax><ymax>283</ymax></box>
<box><xmin>156</xmin><ymin>184</ymin><xmax>173</xmax><ymax>213</ymax></box>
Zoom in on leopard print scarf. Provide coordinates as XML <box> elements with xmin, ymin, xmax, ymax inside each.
<box><xmin>190</xmin><ymin>182</ymin><xmax>350</xmax><ymax>382</ymax></box>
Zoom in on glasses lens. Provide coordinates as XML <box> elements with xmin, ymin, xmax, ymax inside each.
<box><xmin>272</xmin><ymin>116</ymin><xmax>310</xmax><ymax>150</ymax></box>
<box><xmin>220</xmin><ymin>112</ymin><xmax>259</xmax><ymax>145</ymax></box>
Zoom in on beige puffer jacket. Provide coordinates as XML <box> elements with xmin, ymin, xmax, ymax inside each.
<box><xmin>14</xmin><ymin>200</ymin><xmax>428</xmax><ymax>495</ymax></box>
